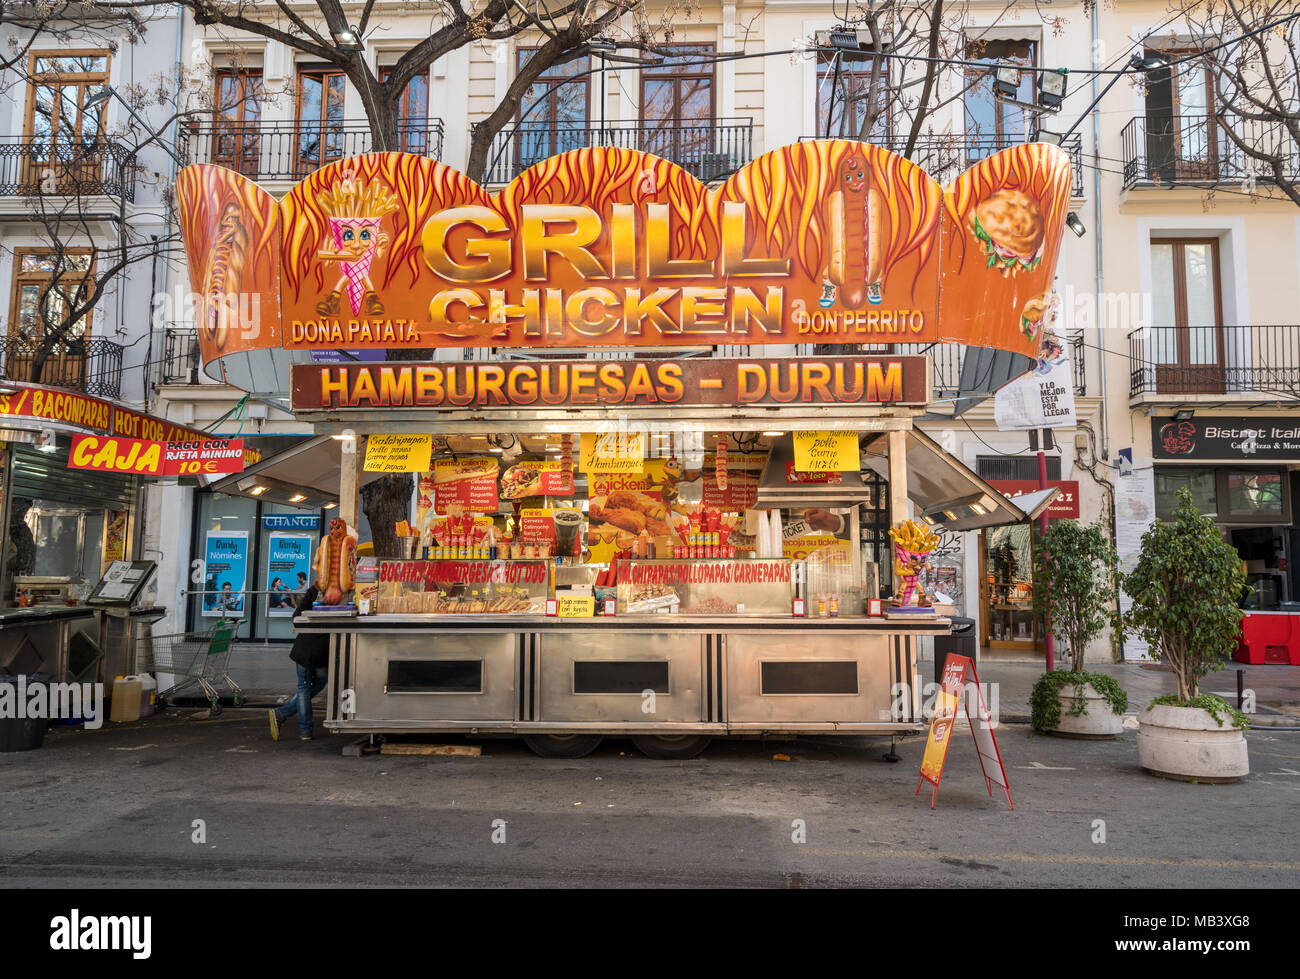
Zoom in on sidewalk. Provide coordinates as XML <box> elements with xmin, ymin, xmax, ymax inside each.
<box><xmin>930</xmin><ymin>654</ymin><xmax>1300</xmax><ymax>728</ymax></box>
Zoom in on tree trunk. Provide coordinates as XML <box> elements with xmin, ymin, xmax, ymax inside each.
<box><xmin>361</xmin><ymin>473</ymin><xmax>414</xmax><ymax>559</ymax></box>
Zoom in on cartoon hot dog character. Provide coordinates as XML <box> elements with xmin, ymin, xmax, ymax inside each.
<box><xmin>970</xmin><ymin>189</ymin><xmax>1045</xmax><ymax>276</ymax></box>
<box><xmin>824</xmin><ymin>153</ymin><xmax>886</xmax><ymax>308</ymax></box>
<box><xmin>314</xmin><ymin>517</ymin><xmax>357</xmax><ymax>606</ymax></box>
<box><xmin>201</xmin><ymin>200</ymin><xmax>249</xmax><ymax>352</ymax></box>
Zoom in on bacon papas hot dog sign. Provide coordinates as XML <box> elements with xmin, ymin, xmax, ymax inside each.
<box><xmin>175</xmin><ymin>141</ymin><xmax>1073</xmax><ymax>366</ymax></box>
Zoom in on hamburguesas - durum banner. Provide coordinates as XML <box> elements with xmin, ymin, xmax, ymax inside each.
<box><xmin>174</xmin><ymin>141</ymin><xmax>1072</xmax><ymax>365</ymax></box>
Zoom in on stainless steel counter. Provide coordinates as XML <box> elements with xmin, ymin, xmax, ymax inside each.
<box><xmin>308</xmin><ymin>612</ymin><xmax>941</xmax><ymax>740</ymax></box>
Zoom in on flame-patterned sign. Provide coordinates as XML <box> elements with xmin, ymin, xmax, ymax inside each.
<box><xmin>175</xmin><ymin>141</ymin><xmax>1072</xmax><ymax>367</ymax></box>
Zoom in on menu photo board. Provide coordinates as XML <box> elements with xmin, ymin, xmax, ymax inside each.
<box><xmin>500</xmin><ymin>458</ymin><xmax>573</xmax><ymax>500</ymax></box>
<box><xmin>432</xmin><ymin>457</ymin><xmax>500</xmax><ymax>512</ymax></box>
<box><xmin>88</xmin><ymin>560</ymin><xmax>157</xmax><ymax>606</ymax></box>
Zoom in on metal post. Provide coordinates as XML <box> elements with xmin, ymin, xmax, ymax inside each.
<box><xmin>1037</xmin><ymin>428</ymin><xmax>1055</xmax><ymax>671</ymax></box>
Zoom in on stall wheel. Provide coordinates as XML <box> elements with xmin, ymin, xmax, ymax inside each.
<box><xmin>882</xmin><ymin>738</ymin><xmax>901</xmax><ymax>763</ymax></box>
<box><xmin>209</xmin><ymin>700</ymin><xmax>224</xmax><ymax>717</ymax></box>
<box><xmin>233</xmin><ymin>694</ymin><xmax>245</xmax><ymax>707</ymax></box>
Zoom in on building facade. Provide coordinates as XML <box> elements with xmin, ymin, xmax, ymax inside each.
<box><xmin>5</xmin><ymin>1</ymin><xmax>1296</xmax><ymax>659</ymax></box>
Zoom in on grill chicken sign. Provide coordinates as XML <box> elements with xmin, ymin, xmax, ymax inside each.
<box><xmin>176</xmin><ymin>142</ymin><xmax>1073</xmax><ymax>366</ymax></box>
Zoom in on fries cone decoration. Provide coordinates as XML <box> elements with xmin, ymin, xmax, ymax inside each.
<box><xmin>889</xmin><ymin>519</ymin><xmax>938</xmax><ymax>607</ymax></box>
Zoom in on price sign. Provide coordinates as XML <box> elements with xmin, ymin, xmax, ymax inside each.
<box><xmin>557</xmin><ymin>596</ymin><xmax>595</xmax><ymax>618</ymax></box>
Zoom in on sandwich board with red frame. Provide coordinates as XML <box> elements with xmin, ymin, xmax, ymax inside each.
<box><xmin>916</xmin><ymin>654</ymin><xmax>1013</xmax><ymax>810</ymax></box>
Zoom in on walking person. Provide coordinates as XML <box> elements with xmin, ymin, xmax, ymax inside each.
<box><xmin>268</xmin><ymin>585</ymin><xmax>328</xmax><ymax>741</ymax></box>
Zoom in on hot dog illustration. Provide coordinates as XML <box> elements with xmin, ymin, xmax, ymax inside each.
<box><xmin>201</xmin><ymin>200</ymin><xmax>249</xmax><ymax>351</ymax></box>
<box><xmin>824</xmin><ymin>153</ymin><xmax>886</xmax><ymax>308</ymax></box>
<box><xmin>315</xmin><ymin>517</ymin><xmax>357</xmax><ymax>606</ymax></box>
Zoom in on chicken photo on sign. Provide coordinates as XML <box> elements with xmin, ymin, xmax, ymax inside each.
<box><xmin>588</xmin><ymin>461</ymin><xmax>688</xmax><ymax>551</ymax></box>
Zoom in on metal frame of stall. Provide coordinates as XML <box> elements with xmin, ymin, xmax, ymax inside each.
<box><xmin>291</xmin><ymin>391</ymin><xmax>951</xmax><ymax>742</ymax></box>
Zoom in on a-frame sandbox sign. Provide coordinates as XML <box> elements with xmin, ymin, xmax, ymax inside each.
<box><xmin>916</xmin><ymin>654</ymin><xmax>1013</xmax><ymax>809</ymax></box>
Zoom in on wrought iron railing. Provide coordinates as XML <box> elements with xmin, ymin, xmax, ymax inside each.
<box><xmin>1128</xmin><ymin>325</ymin><xmax>1300</xmax><ymax>398</ymax></box>
<box><xmin>160</xmin><ymin>328</ymin><xmax>202</xmax><ymax>384</ymax></box>
<box><xmin>181</xmin><ymin>119</ymin><xmax>445</xmax><ymax>181</ymax></box>
<box><xmin>0</xmin><ymin>335</ymin><xmax>124</xmax><ymax>398</ymax></box>
<box><xmin>799</xmin><ymin>133</ymin><xmax>1085</xmax><ymax>198</ymax></box>
<box><xmin>0</xmin><ymin>136</ymin><xmax>135</xmax><ymax>201</ymax></box>
<box><xmin>1121</xmin><ymin>114</ymin><xmax>1300</xmax><ymax>189</ymax></box>
<box><xmin>479</xmin><ymin>118</ymin><xmax>754</xmax><ymax>184</ymax></box>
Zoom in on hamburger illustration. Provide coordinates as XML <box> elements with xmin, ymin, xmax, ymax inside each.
<box><xmin>970</xmin><ymin>189</ymin><xmax>1045</xmax><ymax>276</ymax></box>
<box><xmin>500</xmin><ymin>464</ymin><xmax>542</xmax><ymax>499</ymax></box>
<box><xmin>1020</xmin><ymin>292</ymin><xmax>1051</xmax><ymax>340</ymax></box>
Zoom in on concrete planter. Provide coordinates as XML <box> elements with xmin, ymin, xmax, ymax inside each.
<box><xmin>1048</xmin><ymin>683</ymin><xmax>1124</xmax><ymax>738</ymax></box>
<box><xmin>1137</xmin><ymin>704</ymin><xmax>1249</xmax><ymax>783</ymax></box>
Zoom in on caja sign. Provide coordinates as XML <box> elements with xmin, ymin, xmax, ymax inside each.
<box><xmin>176</xmin><ymin>141</ymin><xmax>1073</xmax><ymax>365</ymax></box>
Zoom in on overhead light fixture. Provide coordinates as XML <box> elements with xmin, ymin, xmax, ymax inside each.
<box><xmin>249</xmin><ymin>485</ymin><xmax>268</xmax><ymax>496</ymax></box>
<box><xmin>994</xmin><ymin>61</ymin><xmax>1022</xmax><ymax>99</ymax></box>
<box><xmin>1065</xmin><ymin>212</ymin><xmax>1086</xmax><ymax>238</ymax></box>
<box><xmin>943</xmin><ymin>510</ymin><xmax>959</xmax><ymax>522</ymax></box>
<box><xmin>970</xmin><ymin>503</ymin><xmax>988</xmax><ymax>516</ymax></box>
<box><xmin>331</xmin><ymin>26</ymin><xmax>364</xmax><ymax>52</ymax></box>
<box><xmin>587</xmin><ymin>36</ymin><xmax>617</xmax><ymax>54</ymax></box>
<box><xmin>1038</xmin><ymin>68</ymin><xmax>1068</xmax><ymax>109</ymax></box>
<box><xmin>323</xmin><ymin>502</ymin><xmax>338</xmax><ymax>510</ymax></box>
<box><xmin>0</xmin><ymin>385</ymin><xmax>18</xmax><ymax>396</ymax></box>
<box><xmin>82</xmin><ymin>86</ymin><xmax>114</xmax><ymax>111</ymax></box>
<box><xmin>762</xmin><ymin>430</ymin><xmax>786</xmax><ymax>437</ymax></box>
<box><xmin>1129</xmin><ymin>52</ymin><xmax>1168</xmax><ymax>72</ymax></box>
<box><xmin>921</xmin><ymin>513</ymin><xmax>937</xmax><ymax>526</ymax></box>
<box><xmin>1174</xmin><ymin>409</ymin><xmax>1195</xmax><ymax>421</ymax></box>
<box><xmin>828</xmin><ymin>28</ymin><xmax>861</xmax><ymax>50</ymax></box>
<box><xmin>1035</xmin><ymin>129</ymin><xmax>1063</xmax><ymax>146</ymax></box>
<box><xmin>289</xmin><ymin>493</ymin><xmax>307</xmax><ymax>503</ymax></box>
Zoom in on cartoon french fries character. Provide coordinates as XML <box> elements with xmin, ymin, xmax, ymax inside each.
<box><xmin>314</xmin><ymin>171</ymin><xmax>399</xmax><ymax>317</ymax></box>
<box><xmin>824</xmin><ymin>153</ymin><xmax>886</xmax><ymax>308</ymax></box>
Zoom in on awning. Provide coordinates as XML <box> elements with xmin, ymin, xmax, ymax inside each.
<box><xmin>205</xmin><ymin>435</ymin><xmax>386</xmax><ymax>509</ymax></box>
<box><xmin>861</xmin><ymin>428</ymin><xmax>1060</xmax><ymax>530</ymax></box>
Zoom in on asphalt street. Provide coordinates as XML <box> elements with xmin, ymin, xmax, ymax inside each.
<box><xmin>2</xmin><ymin>712</ymin><xmax>1298</xmax><ymax>888</ymax></box>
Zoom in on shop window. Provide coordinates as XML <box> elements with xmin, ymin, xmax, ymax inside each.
<box><xmin>1226</xmin><ymin>469</ymin><xmax>1284</xmax><ymax>518</ymax></box>
<box><xmin>641</xmin><ymin>44</ymin><xmax>716</xmax><ymax>173</ymax></box>
<box><xmin>23</xmin><ymin>51</ymin><xmax>111</xmax><ymax>191</ymax></box>
<box><xmin>7</xmin><ymin>249</ymin><xmax>95</xmax><ymax>388</ymax></box>
<box><xmin>515</xmin><ymin>49</ymin><xmax>589</xmax><ymax>170</ymax></box>
<box><xmin>1154</xmin><ymin>466</ymin><xmax>1218</xmax><ymax>519</ymax></box>
<box><xmin>295</xmin><ymin>65</ymin><xmax>346</xmax><ymax>175</ymax></box>
<box><xmin>212</xmin><ymin>68</ymin><xmax>263</xmax><ymax>176</ymax></box>
<box><xmin>963</xmin><ymin>38</ymin><xmax>1036</xmax><ymax>154</ymax></box>
<box><xmin>815</xmin><ymin>51</ymin><xmax>889</xmax><ymax>141</ymax></box>
<box><xmin>981</xmin><ymin>523</ymin><xmax>1039</xmax><ymax>647</ymax></box>
<box><xmin>380</xmin><ymin>66</ymin><xmax>430</xmax><ymax>154</ymax></box>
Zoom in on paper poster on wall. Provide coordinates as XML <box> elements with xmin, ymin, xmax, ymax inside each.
<box><xmin>432</xmin><ymin>457</ymin><xmax>500</xmax><ymax>512</ymax></box>
<box><xmin>363</xmin><ymin>434</ymin><xmax>433</xmax><ymax>473</ymax></box>
<box><xmin>202</xmin><ymin>531</ymin><xmax>248</xmax><ymax>617</ymax></box>
<box><xmin>1114</xmin><ymin>464</ymin><xmax>1156</xmax><ymax>661</ymax></box>
<box><xmin>266</xmin><ymin>533</ymin><xmax>313</xmax><ymax>616</ymax></box>
<box><xmin>793</xmin><ymin>431</ymin><xmax>858</xmax><ymax>472</ymax></box>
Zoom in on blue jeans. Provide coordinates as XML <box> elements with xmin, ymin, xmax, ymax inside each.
<box><xmin>275</xmin><ymin>664</ymin><xmax>327</xmax><ymax>736</ymax></box>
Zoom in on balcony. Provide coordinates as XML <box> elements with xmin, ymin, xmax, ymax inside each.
<box><xmin>0</xmin><ymin>136</ymin><xmax>135</xmax><ymax>202</ymax></box>
<box><xmin>479</xmin><ymin>118</ymin><xmax>754</xmax><ymax>185</ymax></box>
<box><xmin>1128</xmin><ymin>325</ymin><xmax>1300</xmax><ymax>400</ymax></box>
<box><xmin>159</xmin><ymin>328</ymin><xmax>201</xmax><ymax>385</ymax></box>
<box><xmin>181</xmin><ymin>119</ymin><xmax>445</xmax><ymax>183</ymax></box>
<box><xmin>0</xmin><ymin>335</ymin><xmax>125</xmax><ymax>399</ymax></box>
<box><xmin>1121</xmin><ymin>115</ymin><xmax>1300</xmax><ymax>189</ymax></box>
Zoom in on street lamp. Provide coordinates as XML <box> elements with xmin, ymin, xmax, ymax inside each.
<box><xmin>1058</xmin><ymin>52</ymin><xmax>1168</xmax><ymax>141</ymax></box>
<box><xmin>84</xmin><ymin>85</ymin><xmax>184</xmax><ymax>166</ymax></box>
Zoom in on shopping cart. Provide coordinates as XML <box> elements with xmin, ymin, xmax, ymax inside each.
<box><xmin>138</xmin><ymin>619</ymin><xmax>244</xmax><ymax>715</ymax></box>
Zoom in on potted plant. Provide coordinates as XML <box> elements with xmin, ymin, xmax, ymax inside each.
<box><xmin>1029</xmin><ymin>519</ymin><xmax>1128</xmax><ymax>737</ymax></box>
<box><xmin>1122</xmin><ymin>488</ymin><xmax>1250</xmax><ymax>782</ymax></box>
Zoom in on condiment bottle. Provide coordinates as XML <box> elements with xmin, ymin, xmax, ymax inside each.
<box><xmin>829</xmin><ymin>593</ymin><xmax>839</xmax><ymax>617</ymax></box>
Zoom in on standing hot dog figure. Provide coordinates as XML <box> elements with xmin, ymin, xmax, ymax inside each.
<box><xmin>823</xmin><ymin>153</ymin><xmax>886</xmax><ymax>308</ymax></box>
<box><xmin>314</xmin><ymin>517</ymin><xmax>357</xmax><ymax>606</ymax></box>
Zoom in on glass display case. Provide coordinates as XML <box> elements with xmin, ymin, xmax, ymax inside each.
<box><xmin>377</xmin><ymin>559</ymin><xmax>551</xmax><ymax>614</ymax></box>
<box><xmin>615</xmin><ymin>559</ymin><xmax>799</xmax><ymax>616</ymax></box>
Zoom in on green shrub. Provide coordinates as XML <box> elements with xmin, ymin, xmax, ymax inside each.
<box><xmin>1031</xmin><ymin>669</ymin><xmax>1129</xmax><ymax>731</ymax></box>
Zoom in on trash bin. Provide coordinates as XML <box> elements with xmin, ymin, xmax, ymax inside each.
<box><xmin>0</xmin><ymin>672</ymin><xmax>53</xmax><ymax>752</ymax></box>
<box><xmin>933</xmin><ymin>617</ymin><xmax>976</xmax><ymax>683</ymax></box>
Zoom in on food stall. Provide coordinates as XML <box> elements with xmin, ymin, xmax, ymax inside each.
<box><xmin>172</xmin><ymin>138</ymin><xmax>1076</xmax><ymax>756</ymax></box>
